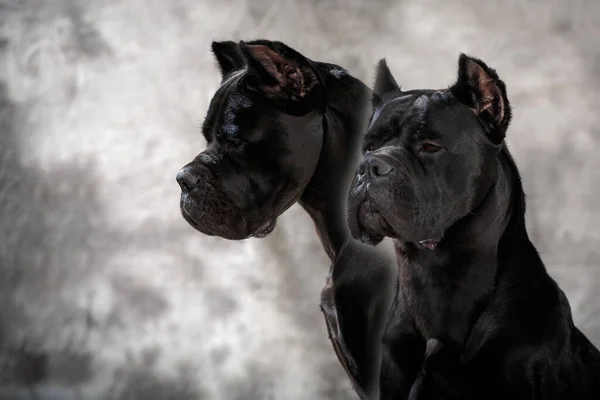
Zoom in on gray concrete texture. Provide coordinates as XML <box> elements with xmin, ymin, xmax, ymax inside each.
<box><xmin>0</xmin><ymin>0</ymin><xmax>598</xmax><ymax>399</ymax></box>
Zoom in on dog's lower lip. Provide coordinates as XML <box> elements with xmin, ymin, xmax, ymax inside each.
<box><xmin>418</xmin><ymin>239</ymin><xmax>441</xmax><ymax>250</ymax></box>
<box><xmin>182</xmin><ymin>208</ymin><xmax>198</xmax><ymax>227</ymax></box>
<box><xmin>181</xmin><ymin>204</ymin><xmax>209</xmax><ymax>230</ymax></box>
<box><xmin>252</xmin><ymin>218</ymin><xmax>275</xmax><ymax>238</ymax></box>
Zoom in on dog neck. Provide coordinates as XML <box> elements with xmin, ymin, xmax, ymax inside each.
<box><xmin>298</xmin><ymin>66</ymin><xmax>371</xmax><ymax>260</ymax></box>
<box><xmin>394</xmin><ymin>146</ymin><xmax>521</xmax><ymax>345</ymax></box>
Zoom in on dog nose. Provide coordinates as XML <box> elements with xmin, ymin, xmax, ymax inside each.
<box><xmin>358</xmin><ymin>156</ymin><xmax>393</xmax><ymax>178</ymax></box>
<box><xmin>176</xmin><ymin>167</ymin><xmax>200</xmax><ymax>191</ymax></box>
<box><xmin>370</xmin><ymin>157</ymin><xmax>393</xmax><ymax>176</ymax></box>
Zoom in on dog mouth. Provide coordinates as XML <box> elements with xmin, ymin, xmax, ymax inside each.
<box><xmin>354</xmin><ymin>201</ymin><xmax>443</xmax><ymax>249</ymax></box>
<box><xmin>349</xmin><ymin>198</ymin><xmax>388</xmax><ymax>245</ymax></box>
<box><xmin>251</xmin><ymin>218</ymin><xmax>276</xmax><ymax>238</ymax></box>
<box><xmin>418</xmin><ymin>239</ymin><xmax>441</xmax><ymax>250</ymax></box>
<box><xmin>348</xmin><ymin>182</ymin><xmax>384</xmax><ymax>244</ymax></box>
<box><xmin>180</xmin><ymin>204</ymin><xmax>216</xmax><ymax>236</ymax></box>
<box><xmin>349</xmin><ymin>182</ymin><xmax>444</xmax><ymax>248</ymax></box>
<box><xmin>179</xmin><ymin>190</ymin><xmax>247</xmax><ymax>239</ymax></box>
<box><xmin>180</xmin><ymin>191</ymin><xmax>278</xmax><ymax>239</ymax></box>
<box><xmin>183</xmin><ymin>209</ymin><xmax>199</xmax><ymax>228</ymax></box>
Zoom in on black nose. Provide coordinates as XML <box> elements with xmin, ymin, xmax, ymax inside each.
<box><xmin>358</xmin><ymin>156</ymin><xmax>393</xmax><ymax>178</ymax></box>
<box><xmin>177</xmin><ymin>167</ymin><xmax>200</xmax><ymax>191</ymax></box>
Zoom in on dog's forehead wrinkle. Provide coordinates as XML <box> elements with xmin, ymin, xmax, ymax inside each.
<box><xmin>414</xmin><ymin>94</ymin><xmax>429</xmax><ymax>108</ymax></box>
<box><xmin>399</xmin><ymin>100</ymin><xmax>428</xmax><ymax>138</ymax></box>
<box><xmin>409</xmin><ymin>95</ymin><xmax>430</xmax><ymax>125</ymax></box>
<box><xmin>431</xmin><ymin>89</ymin><xmax>452</xmax><ymax>102</ymax></box>
<box><xmin>328</xmin><ymin>68</ymin><xmax>346</xmax><ymax>78</ymax></box>
<box><xmin>221</xmin><ymin>92</ymin><xmax>252</xmax><ymax>137</ymax></box>
<box><xmin>370</xmin><ymin>94</ymin><xmax>412</xmax><ymax>127</ymax></box>
<box><xmin>373</xmin><ymin>145</ymin><xmax>398</xmax><ymax>159</ymax></box>
<box><xmin>372</xmin><ymin>94</ymin><xmax>434</xmax><ymax>141</ymax></box>
<box><xmin>213</xmin><ymin>71</ymin><xmax>256</xmax><ymax>139</ymax></box>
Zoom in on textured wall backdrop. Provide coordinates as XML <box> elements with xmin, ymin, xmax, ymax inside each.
<box><xmin>0</xmin><ymin>0</ymin><xmax>599</xmax><ymax>399</ymax></box>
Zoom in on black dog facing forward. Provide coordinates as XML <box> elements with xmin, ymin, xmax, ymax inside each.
<box><xmin>176</xmin><ymin>40</ymin><xmax>396</xmax><ymax>398</ymax></box>
<box><xmin>344</xmin><ymin>55</ymin><xmax>600</xmax><ymax>399</ymax></box>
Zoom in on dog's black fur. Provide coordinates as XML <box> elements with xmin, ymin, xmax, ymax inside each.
<box><xmin>176</xmin><ymin>40</ymin><xmax>396</xmax><ymax>398</ymax></box>
<box><xmin>345</xmin><ymin>55</ymin><xmax>600</xmax><ymax>399</ymax></box>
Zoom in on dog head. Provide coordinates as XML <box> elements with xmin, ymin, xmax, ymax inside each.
<box><xmin>348</xmin><ymin>55</ymin><xmax>512</xmax><ymax>246</ymax></box>
<box><xmin>177</xmin><ymin>40</ymin><xmax>327</xmax><ymax>239</ymax></box>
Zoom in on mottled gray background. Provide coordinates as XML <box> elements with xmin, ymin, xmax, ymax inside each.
<box><xmin>0</xmin><ymin>0</ymin><xmax>599</xmax><ymax>399</ymax></box>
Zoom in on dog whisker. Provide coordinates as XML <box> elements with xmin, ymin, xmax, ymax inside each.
<box><xmin>305</xmin><ymin>187</ymin><xmax>325</xmax><ymax>196</ymax></box>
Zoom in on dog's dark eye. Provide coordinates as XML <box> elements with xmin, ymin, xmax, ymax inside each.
<box><xmin>239</xmin><ymin>79</ymin><xmax>260</xmax><ymax>94</ymax></box>
<box><xmin>228</xmin><ymin>137</ymin><xmax>245</xmax><ymax>148</ymax></box>
<box><xmin>244</xmin><ymin>85</ymin><xmax>260</xmax><ymax>94</ymax></box>
<box><xmin>364</xmin><ymin>144</ymin><xmax>375</xmax><ymax>153</ymax></box>
<box><xmin>421</xmin><ymin>142</ymin><xmax>442</xmax><ymax>153</ymax></box>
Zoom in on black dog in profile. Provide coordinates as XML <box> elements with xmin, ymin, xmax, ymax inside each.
<box><xmin>343</xmin><ymin>54</ymin><xmax>600</xmax><ymax>399</ymax></box>
<box><xmin>176</xmin><ymin>40</ymin><xmax>395</xmax><ymax>398</ymax></box>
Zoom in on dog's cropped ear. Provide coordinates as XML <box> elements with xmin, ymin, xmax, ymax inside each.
<box><xmin>373</xmin><ymin>59</ymin><xmax>401</xmax><ymax>106</ymax></box>
<box><xmin>450</xmin><ymin>54</ymin><xmax>512</xmax><ymax>143</ymax></box>
<box><xmin>238</xmin><ymin>42</ymin><xmax>319</xmax><ymax>101</ymax></box>
<box><xmin>211</xmin><ymin>41</ymin><xmax>245</xmax><ymax>78</ymax></box>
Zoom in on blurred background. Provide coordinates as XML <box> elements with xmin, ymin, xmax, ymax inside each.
<box><xmin>0</xmin><ymin>0</ymin><xmax>599</xmax><ymax>399</ymax></box>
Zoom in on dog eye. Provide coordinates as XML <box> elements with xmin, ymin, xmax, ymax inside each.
<box><xmin>364</xmin><ymin>144</ymin><xmax>375</xmax><ymax>153</ymax></box>
<box><xmin>228</xmin><ymin>137</ymin><xmax>245</xmax><ymax>148</ymax></box>
<box><xmin>244</xmin><ymin>85</ymin><xmax>260</xmax><ymax>94</ymax></box>
<box><xmin>420</xmin><ymin>142</ymin><xmax>442</xmax><ymax>153</ymax></box>
<box><xmin>239</xmin><ymin>79</ymin><xmax>260</xmax><ymax>94</ymax></box>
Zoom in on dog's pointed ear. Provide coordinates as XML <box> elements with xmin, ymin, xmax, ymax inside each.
<box><xmin>211</xmin><ymin>41</ymin><xmax>245</xmax><ymax>77</ymax></box>
<box><xmin>239</xmin><ymin>42</ymin><xmax>319</xmax><ymax>101</ymax></box>
<box><xmin>450</xmin><ymin>54</ymin><xmax>512</xmax><ymax>143</ymax></box>
<box><xmin>373</xmin><ymin>59</ymin><xmax>401</xmax><ymax>104</ymax></box>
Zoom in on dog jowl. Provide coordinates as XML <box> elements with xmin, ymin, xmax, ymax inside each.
<box><xmin>176</xmin><ymin>40</ymin><xmax>327</xmax><ymax>240</ymax></box>
<box><xmin>346</xmin><ymin>55</ymin><xmax>600</xmax><ymax>399</ymax></box>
